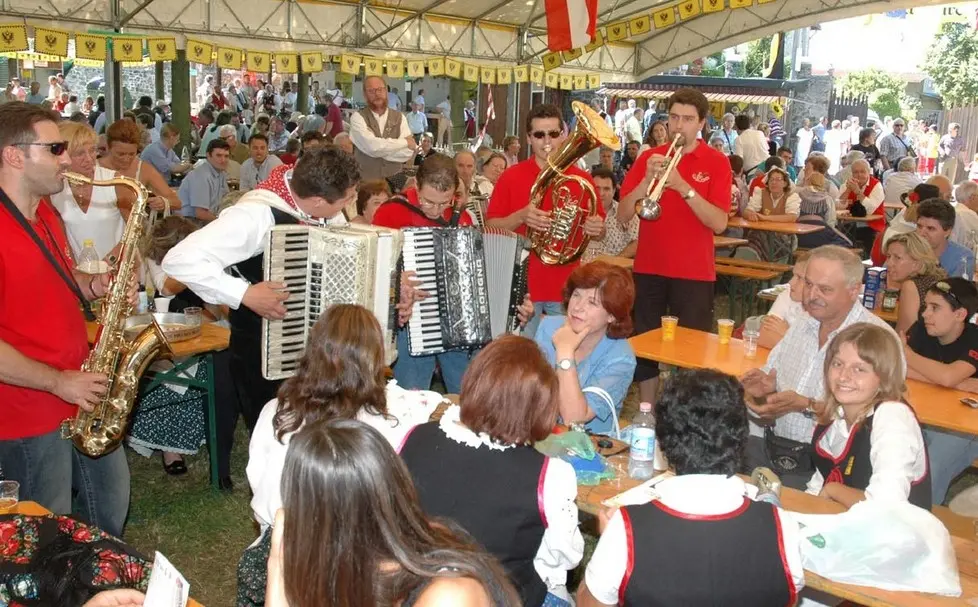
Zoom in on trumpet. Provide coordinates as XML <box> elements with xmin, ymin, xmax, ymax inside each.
<box><xmin>635</xmin><ymin>134</ymin><xmax>685</xmax><ymax>221</ymax></box>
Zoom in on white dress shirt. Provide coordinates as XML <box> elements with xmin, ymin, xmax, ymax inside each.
<box><xmin>806</xmin><ymin>401</ymin><xmax>928</xmax><ymax>502</ymax></box>
<box><xmin>584</xmin><ymin>475</ymin><xmax>805</xmax><ymax>605</ymax></box>
<box><xmin>247</xmin><ymin>381</ymin><xmax>444</xmax><ymax>529</ymax></box>
<box><xmin>767</xmin><ymin>289</ymin><xmax>808</xmax><ymax>328</ymax></box>
<box><xmin>883</xmin><ymin>171</ymin><xmax>921</xmax><ymax>207</ymax></box>
<box><xmin>349</xmin><ymin>109</ymin><xmax>414</xmax><ymax>163</ymax></box>
<box><xmin>838</xmin><ymin>181</ymin><xmax>885</xmax><ymax>216</ymax></box>
<box><xmin>952</xmin><ymin>204</ymin><xmax>978</xmax><ymax>248</ymax></box>
<box><xmin>759</xmin><ymin>303</ymin><xmax>905</xmax><ymax>442</ymax></box>
<box><xmin>734</xmin><ymin>129</ymin><xmax>770</xmax><ymax>173</ymax></box>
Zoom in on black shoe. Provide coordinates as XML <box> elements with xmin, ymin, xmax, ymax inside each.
<box><xmin>163</xmin><ymin>457</ymin><xmax>188</xmax><ymax>476</ymax></box>
<box><xmin>218</xmin><ymin>476</ymin><xmax>234</xmax><ymax>492</ymax></box>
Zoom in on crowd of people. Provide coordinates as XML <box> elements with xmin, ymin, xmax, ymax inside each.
<box><xmin>1</xmin><ymin>75</ymin><xmax>977</xmax><ymax>606</ymax></box>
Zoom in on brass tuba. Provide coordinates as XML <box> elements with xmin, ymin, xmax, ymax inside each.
<box><xmin>527</xmin><ymin>101</ymin><xmax>620</xmax><ymax>265</ymax></box>
<box><xmin>62</xmin><ymin>171</ymin><xmax>172</xmax><ymax>457</ymax></box>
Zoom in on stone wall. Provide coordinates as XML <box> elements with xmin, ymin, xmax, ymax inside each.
<box><xmin>64</xmin><ymin>63</ymin><xmax>173</xmax><ymax>109</ymax></box>
<box><xmin>785</xmin><ymin>65</ymin><xmax>834</xmax><ymax>153</ymax></box>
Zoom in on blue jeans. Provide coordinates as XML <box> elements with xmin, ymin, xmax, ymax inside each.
<box><xmin>392</xmin><ymin>327</ymin><xmax>475</xmax><ymax>393</ymax></box>
<box><xmin>0</xmin><ymin>428</ymin><xmax>130</xmax><ymax>537</ymax></box>
<box><xmin>523</xmin><ymin>301</ymin><xmax>565</xmax><ymax>340</ymax></box>
<box><xmin>924</xmin><ymin>428</ymin><xmax>978</xmax><ymax>506</ymax></box>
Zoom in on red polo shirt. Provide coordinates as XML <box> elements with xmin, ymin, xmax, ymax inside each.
<box><xmin>0</xmin><ymin>198</ymin><xmax>89</xmax><ymax>439</ymax></box>
<box><xmin>485</xmin><ymin>158</ymin><xmax>602</xmax><ymax>302</ymax></box>
<box><xmin>372</xmin><ymin>188</ymin><xmax>474</xmax><ymax>229</ymax></box>
<box><xmin>620</xmin><ymin>141</ymin><xmax>731</xmax><ymax>281</ymax></box>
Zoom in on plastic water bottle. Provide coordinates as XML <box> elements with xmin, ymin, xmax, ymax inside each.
<box><xmin>628</xmin><ymin>402</ymin><xmax>656</xmax><ymax>480</ymax></box>
<box><xmin>180</xmin><ymin>145</ymin><xmax>190</xmax><ymax>163</ymax></box>
<box><xmin>76</xmin><ymin>239</ymin><xmax>101</xmax><ymax>274</ymax></box>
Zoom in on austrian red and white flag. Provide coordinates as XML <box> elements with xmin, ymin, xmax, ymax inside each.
<box><xmin>545</xmin><ymin>0</ymin><xmax>598</xmax><ymax>52</ymax></box>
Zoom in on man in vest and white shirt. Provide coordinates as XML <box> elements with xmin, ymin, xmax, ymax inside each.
<box><xmin>350</xmin><ymin>75</ymin><xmax>416</xmax><ymax>181</ymax></box>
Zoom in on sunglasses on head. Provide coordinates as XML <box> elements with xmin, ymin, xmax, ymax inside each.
<box><xmin>530</xmin><ymin>130</ymin><xmax>562</xmax><ymax>140</ymax></box>
<box><xmin>15</xmin><ymin>141</ymin><xmax>68</xmax><ymax>156</ymax></box>
<box><xmin>934</xmin><ymin>281</ymin><xmax>963</xmax><ymax>308</ymax></box>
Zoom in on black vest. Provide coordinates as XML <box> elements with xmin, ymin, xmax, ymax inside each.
<box><xmin>399</xmin><ymin>422</ymin><xmax>549</xmax><ymax>607</ymax></box>
<box><xmin>812</xmin><ymin>404</ymin><xmax>932</xmax><ymax>510</ymax></box>
<box><xmin>621</xmin><ymin>499</ymin><xmax>795</xmax><ymax>607</ymax></box>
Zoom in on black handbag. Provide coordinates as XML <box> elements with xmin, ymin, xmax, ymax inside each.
<box><xmin>763</xmin><ymin>427</ymin><xmax>814</xmax><ymax>477</ymax></box>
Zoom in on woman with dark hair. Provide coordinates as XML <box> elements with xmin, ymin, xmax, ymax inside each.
<box><xmin>850</xmin><ymin>127</ymin><xmax>882</xmax><ymax>177</ymax></box>
<box><xmin>351</xmin><ymin>179</ymin><xmax>391</xmax><ymax>224</ymax></box>
<box><xmin>265</xmin><ymin>419</ymin><xmax>521</xmax><ymax>607</ymax></box>
<box><xmin>639</xmin><ymin>119</ymin><xmax>668</xmax><ymax>154</ymax></box>
<box><xmin>533</xmin><ymin>261</ymin><xmax>636</xmax><ymax>436</ymax></box>
<box><xmin>99</xmin><ymin>119</ymin><xmax>180</xmax><ymax>213</ymax></box>
<box><xmin>400</xmin><ymin>336</ymin><xmax>583</xmax><ymax>607</ymax></box>
<box><xmin>578</xmin><ymin>369</ymin><xmax>804</xmax><ymax>607</ymax></box>
<box><xmin>744</xmin><ymin>166</ymin><xmax>801</xmax><ymax>223</ymax></box>
<box><xmin>481</xmin><ymin>152</ymin><xmax>508</xmax><ymax>185</ymax></box>
<box><xmin>247</xmin><ymin>304</ymin><xmax>442</xmax><ymax>531</ymax></box>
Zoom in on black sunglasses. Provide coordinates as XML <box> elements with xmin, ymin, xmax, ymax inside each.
<box><xmin>15</xmin><ymin>141</ymin><xmax>68</xmax><ymax>156</ymax></box>
<box><xmin>530</xmin><ymin>130</ymin><xmax>562</xmax><ymax>140</ymax></box>
<box><xmin>934</xmin><ymin>281</ymin><xmax>963</xmax><ymax>308</ymax></box>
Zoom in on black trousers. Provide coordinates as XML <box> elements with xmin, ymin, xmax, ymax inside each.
<box><xmin>632</xmin><ymin>273</ymin><xmax>715</xmax><ymax>382</ymax></box>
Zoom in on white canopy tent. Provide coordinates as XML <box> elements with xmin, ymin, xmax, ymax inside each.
<box><xmin>0</xmin><ymin>0</ymin><xmax>966</xmax><ymax>79</ymax></box>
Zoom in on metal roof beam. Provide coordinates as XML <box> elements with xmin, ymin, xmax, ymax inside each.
<box><xmin>364</xmin><ymin>0</ymin><xmax>455</xmax><ymax>45</ymax></box>
<box><xmin>470</xmin><ymin>0</ymin><xmax>516</xmax><ymax>24</ymax></box>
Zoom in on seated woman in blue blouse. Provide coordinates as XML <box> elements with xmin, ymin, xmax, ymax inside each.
<box><xmin>534</xmin><ymin>261</ymin><xmax>637</xmax><ymax>436</ymax></box>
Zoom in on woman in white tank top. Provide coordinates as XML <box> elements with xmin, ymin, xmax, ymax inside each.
<box><xmin>50</xmin><ymin>122</ymin><xmax>125</xmax><ymax>260</ymax></box>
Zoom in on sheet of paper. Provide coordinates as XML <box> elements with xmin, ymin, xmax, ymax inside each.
<box><xmin>144</xmin><ymin>551</ymin><xmax>189</xmax><ymax>607</ymax></box>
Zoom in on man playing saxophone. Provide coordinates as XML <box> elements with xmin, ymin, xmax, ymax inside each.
<box><xmin>617</xmin><ymin>88</ymin><xmax>732</xmax><ymax>406</ymax></box>
<box><xmin>0</xmin><ymin>103</ymin><xmax>131</xmax><ymax>537</ymax></box>
<box><xmin>486</xmin><ymin>103</ymin><xmax>605</xmax><ymax>338</ymax></box>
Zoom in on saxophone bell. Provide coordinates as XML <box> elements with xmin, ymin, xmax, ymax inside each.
<box><xmin>636</xmin><ymin>134</ymin><xmax>685</xmax><ymax>222</ymax></box>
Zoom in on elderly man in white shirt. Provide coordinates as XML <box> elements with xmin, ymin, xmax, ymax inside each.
<box><xmin>434</xmin><ymin>97</ymin><xmax>452</xmax><ymax>147</ymax></box>
<box><xmin>952</xmin><ymin>180</ymin><xmax>978</xmax><ymax>248</ymax></box>
<box><xmin>883</xmin><ymin>157</ymin><xmax>922</xmax><ymax>207</ymax></box>
<box><xmin>350</xmin><ymin>75</ymin><xmax>415</xmax><ymax>181</ymax></box>
<box><xmin>740</xmin><ymin>245</ymin><xmax>904</xmax><ymax>490</ymax></box>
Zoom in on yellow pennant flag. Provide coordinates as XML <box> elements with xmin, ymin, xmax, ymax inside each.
<box><xmin>573</xmin><ymin>74</ymin><xmax>587</xmax><ymax>90</ymax></box>
<box><xmin>407</xmin><ymin>60</ymin><xmax>426</xmax><ymax>78</ymax></box>
<box><xmin>653</xmin><ymin>7</ymin><xmax>676</xmax><ymax>28</ymax></box>
<box><xmin>217</xmin><ymin>47</ymin><xmax>242</xmax><ymax>70</ymax></box>
<box><xmin>480</xmin><ymin>66</ymin><xmax>496</xmax><ymax>84</ymax></box>
<box><xmin>513</xmin><ymin>64</ymin><xmax>529</xmax><ymax>83</ymax></box>
<box><xmin>562</xmin><ymin>47</ymin><xmax>583</xmax><ymax>62</ymax></box>
<box><xmin>703</xmin><ymin>0</ymin><xmax>724</xmax><ymax>13</ymax></box>
<box><xmin>300</xmin><ymin>51</ymin><xmax>323</xmax><ymax>73</ymax></box>
<box><xmin>730</xmin><ymin>0</ymin><xmax>753</xmax><ymax>7</ymax></box>
<box><xmin>462</xmin><ymin>63</ymin><xmax>479</xmax><ymax>83</ymax></box>
<box><xmin>339</xmin><ymin>53</ymin><xmax>360</xmax><ymax>75</ymax></box>
<box><xmin>544</xmin><ymin>72</ymin><xmax>559</xmax><ymax>89</ymax></box>
<box><xmin>112</xmin><ymin>37</ymin><xmax>143</xmax><ymax>62</ymax></box>
<box><xmin>275</xmin><ymin>53</ymin><xmax>298</xmax><ymax>74</ymax></box>
<box><xmin>186</xmin><ymin>39</ymin><xmax>213</xmax><ymax>65</ymax></box>
<box><xmin>445</xmin><ymin>58</ymin><xmax>462</xmax><ymax>79</ymax></box>
<box><xmin>606</xmin><ymin>21</ymin><xmax>628</xmax><ymax>42</ymax></box>
<box><xmin>678</xmin><ymin>0</ymin><xmax>701</xmax><ymax>20</ymax></box>
<box><xmin>587</xmin><ymin>73</ymin><xmax>601</xmax><ymax>89</ymax></box>
<box><xmin>585</xmin><ymin>29</ymin><xmax>605</xmax><ymax>53</ymax></box>
<box><xmin>33</xmin><ymin>27</ymin><xmax>70</xmax><ymax>57</ymax></box>
<box><xmin>630</xmin><ymin>14</ymin><xmax>652</xmax><ymax>35</ymax></box>
<box><xmin>530</xmin><ymin>65</ymin><xmax>544</xmax><ymax>84</ymax></box>
<box><xmin>0</xmin><ymin>24</ymin><xmax>28</xmax><ymax>53</ymax></box>
<box><xmin>758</xmin><ymin>0</ymin><xmax>778</xmax><ymax>3</ymax></box>
<box><xmin>427</xmin><ymin>57</ymin><xmax>444</xmax><ymax>76</ymax></box>
<box><xmin>387</xmin><ymin>59</ymin><xmax>405</xmax><ymax>78</ymax></box>
<box><xmin>147</xmin><ymin>37</ymin><xmax>177</xmax><ymax>62</ymax></box>
<box><xmin>75</xmin><ymin>33</ymin><xmax>107</xmax><ymax>60</ymax></box>
<box><xmin>542</xmin><ymin>51</ymin><xmax>563</xmax><ymax>71</ymax></box>
<box><xmin>559</xmin><ymin>73</ymin><xmax>573</xmax><ymax>90</ymax></box>
<box><xmin>364</xmin><ymin>57</ymin><xmax>383</xmax><ymax>76</ymax></box>
<box><xmin>496</xmin><ymin>67</ymin><xmax>512</xmax><ymax>85</ymax></box>
<box><xmin>247</xmin><ymin>50</ymin><xmax>272</xmax><ymax>72</ymax></box>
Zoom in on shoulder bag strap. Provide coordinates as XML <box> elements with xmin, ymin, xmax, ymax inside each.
<box><xmin>0</xmin><ymin>190</ymin><xmax>95</xmax><ymax>321</ymax></box>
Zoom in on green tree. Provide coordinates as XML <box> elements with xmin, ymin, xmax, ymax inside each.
<box><xmin>922</xmin><ymin>22</ymin><xmax>978</xmax><ymax>108</ymax></box>
<box><xmin>744</xmin><ymin>36</ymin><xmax>773</xmax><ymax>77</ymax></box>
<box><xmin>838</xmin><ymin>68</ymin><xmax>919</xmax><ymax>119</ymax></box>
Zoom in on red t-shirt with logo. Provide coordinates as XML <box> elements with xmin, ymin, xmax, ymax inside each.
<box><xmin>371</xmin><ymin>188</ymin><xmax>474</xmax><ymax>229</ymax></box>
<box><xmin>485</xmin><ymin>158</ymin><xmax>602</xmax><ymax>302</ymax></box>
<box><xmin>620</xmin><ymin>142</ymin><xmax>731</xmax><ymax>281</ymax></box>
<box><xmin>0</xmin><ymin>198</ymin><xmax>89</xmax><ymax>439</ymax></box>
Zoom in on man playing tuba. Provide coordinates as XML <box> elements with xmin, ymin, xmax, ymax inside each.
<box><xmin>486</xmin><ymin>103</ymin><xmax>606</xmax><ymax>338</ymax></box>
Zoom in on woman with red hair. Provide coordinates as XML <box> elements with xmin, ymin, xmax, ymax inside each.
<box><xmin>533</xmin><ymin>261</ymin><xmax>637</xmax><ymax>436</ymax></box>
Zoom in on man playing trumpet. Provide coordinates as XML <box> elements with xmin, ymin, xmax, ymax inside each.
<box><xmin>618</xmin><ymin>89</ymin><xmax>732</xmax><ymax>405</ymax></box>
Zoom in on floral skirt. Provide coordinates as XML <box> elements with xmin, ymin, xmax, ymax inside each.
<box><xmin>126</xmin><ymin>358</ymin><xmax>208</xmax><ymax>456</ymax></box>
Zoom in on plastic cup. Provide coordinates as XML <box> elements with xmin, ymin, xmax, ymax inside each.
<box><xmin>661</xmin><ymin>316</ymin><xmax>679</xmax><ymax>341</ymax></box>
<box><xmin>0</xmin><ymin>480</ymin><xmax>19</xmax><ymax>513</ymax></box>
<box><xmin>183</xmin><ymin>306</ymin><xmax>202</xmax><ymax>328</ymax></box>
<box><xmin>136</xmin><ymin>291</ymin><xmax>148</xmax><ymax>314</ymax></box>
<box><xmin>717</xmin><ymin>318</ymin><xmax>734</xmax><ymax>344</ymax></box>
<box><xmin>154</xmin><ymin>297</ymin><xmax>172</xmax><ymax>313</ymax></box>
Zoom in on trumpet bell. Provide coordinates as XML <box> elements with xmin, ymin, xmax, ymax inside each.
<box><xmin>636</xmin><ymin>198</ymin><xmax>661</xmax><ymax>221</ymax></box>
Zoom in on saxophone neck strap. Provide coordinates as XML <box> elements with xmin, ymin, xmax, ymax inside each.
<box><xmin>0</xmin><ymin>188</ymin><xmax>96</xmax><ymax>321</ymax></box>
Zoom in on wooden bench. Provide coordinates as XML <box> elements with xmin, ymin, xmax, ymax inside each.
<box><xmin>715</xmin><ymin>265</ymin><xmax>782</xmax><ymax>322</ymax></box>
<box><xmin>715</xmin><ymin>256</ymin><xmax>793</xmax><ymax>274</ymax></box>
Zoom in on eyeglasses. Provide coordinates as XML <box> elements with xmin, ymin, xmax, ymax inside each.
<box><xmin>419</xmin><ymin>196</ymin><xmax>452</xmax><ymax>209</ymax></box>
<box><xmin>14</xmin><ymin>141</ymin><xmax>68</xmax><ymax>156</ymax></box>
<box><xmin>530</xmin><ymin>130</ymin><xmax>562</xmax><ymax>140</ymax></box>
<box><xmin>934</xmin><ymin>281</ymin><xmax>963</xmax><ymax>308</ymax></box>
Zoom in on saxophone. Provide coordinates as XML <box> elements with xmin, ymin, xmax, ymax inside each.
<box><xmin>61</xmin><ymin>171</ymin><xmax>172</xmax><ymax>457</ymax></box>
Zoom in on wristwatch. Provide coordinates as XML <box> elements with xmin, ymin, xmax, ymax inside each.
<box><xmin>556</xmin><ymin>358</ymin><xmax>576</xmax><ymax>371</ymax></box>
<box><xmin>683</xmin><ymin>189</ymin><xmax>696</xmax><ymax>201</ymax></box>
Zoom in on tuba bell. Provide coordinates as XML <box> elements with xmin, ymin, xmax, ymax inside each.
<box><xmin>526</xmin><ymin>101</ymin><xmax>621</xmax><ymax>265</ymax></box>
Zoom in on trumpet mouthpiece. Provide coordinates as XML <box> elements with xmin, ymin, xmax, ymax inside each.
<box><xmin>675</xmin><ymin>135</ymin><xmax>687</xmax><ymax>147</ymax></box>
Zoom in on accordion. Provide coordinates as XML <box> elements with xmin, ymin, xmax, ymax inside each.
<box><xmin>261</xmin><ymin>223</ymin><xmax>402</xmax><ymax>380</ymax></box>
<box><xmin>402</xmin><ymin>227</ymin><xmax>529</xmax><ymax>357</ymax></box>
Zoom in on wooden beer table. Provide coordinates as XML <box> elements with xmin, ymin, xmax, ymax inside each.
<box><xmin>7</xmin><ymin>502</ymin><xmax>205</xmax><ymax>607</ymax></box>
<box><xmin>727</xmin><ymin>217</ymin><xmax>824</xmax><ymax>263</ymax></box>
<box><xmin>714</xmin><ymin>235</ymin><xmax>748</xmax><ymax>248</ymax></box>
<box><xmin>86</xmin><ymin>321</ymin><xmax>231</xmax><ymax>489</ymax></box>
<box><xmin>629</xmin><ymin>327</ymin><xmax>978</xmax><ymax>436</ymax></box>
